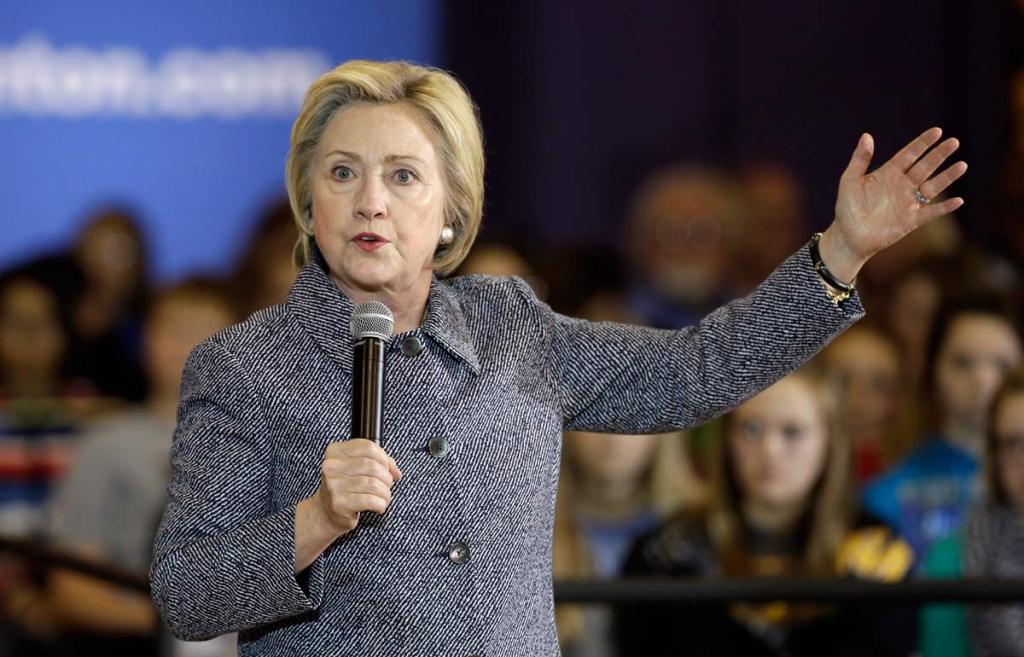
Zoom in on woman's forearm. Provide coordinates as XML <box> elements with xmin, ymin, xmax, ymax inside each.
<box><xmin>49</xmin><ymin>569</ymin><xmax>156</xmax><ymax>635</ymax></box>
<box><xmin>294</xmin><ymin>496</ymin><xmax>342</xmax><ymax>574</ymax></box>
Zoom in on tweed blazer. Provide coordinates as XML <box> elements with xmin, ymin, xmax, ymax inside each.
<box><xmin>150</xmin><ymin>242</ymin><xmax>863</xmax><ymax>656</ymax></box>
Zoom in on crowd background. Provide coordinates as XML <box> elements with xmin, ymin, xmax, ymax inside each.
<box><xmin>1</xmin><ymin>1</ymin><xmax>1023</xmax><ymax>656</ymax></box>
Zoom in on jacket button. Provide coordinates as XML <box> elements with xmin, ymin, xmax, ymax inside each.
<box><xmin>400</xmin><ymin>335</ymin><xmax>423</xmax><ymax>357</ymax></box>
<box><xmin>448</xmin><ymin>541</ymin><xmax>470</xmax><ymax>564</ymax></box>
<box><xmin>427</xmin><ymin>436</ymin><xmax>450</xmax><ymax>458</ymax></box>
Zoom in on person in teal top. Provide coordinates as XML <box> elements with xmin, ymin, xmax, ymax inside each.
<box><xmin>920</xmin><ymin>364</ymin><xmax>1024</xmax><ymax>657</ymax></box>
<box><xmin>862</xmin><ymin>289</ymin><xmax>1022</xmax><ymax>563</ymax></box>
<box><xmin>919</xmin><ymin>534</ymin><xmax>972</xmax><ymax>657</ymax></box>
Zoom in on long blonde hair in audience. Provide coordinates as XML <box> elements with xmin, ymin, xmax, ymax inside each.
<box><xmin>552</xmin><ymin>430</ymin><xmax>705</xmax><ymax>646</ymax></box>
<box><xmin>708</xmin><ymin>364</ymin><xmax>855</xmax><ymax>577</ymax></box>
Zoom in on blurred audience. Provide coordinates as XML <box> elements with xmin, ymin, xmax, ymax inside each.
<box><xmin>620</xmin><ymin>163</ymin><xmax>747</xmax><ymax>329</ymax></box>
<box><xmin>0</xmin><ymin>262</ymin><xmax>100</xmax><ymax>539</ymax></box>
<box><xmin>856</xmin><ymin>211</ymin><xmax>962</xmax><ymax>312</ymax></box>
<box><xmin>39</xmin><ymin>277</ymin><xmax>237</xmax><ymax>657</ymax></box>
<box><xmin>734</xmin><ymin>159</ymin><xmax>810</xmax><ymax>294</ymax></box>
<box><xmin>535</xmin><ymin>242</ymin><xmax>631</xmax><ymax>319</ymax></box>
<box><xmin>63</xmin><ymin>206</ymin><xmax>152</xmax><ymax>403</ymax></box>
<box><xmin>862</xmin><ymin>286</ymin><xmax>1023</xmax><ymax>561</ymax></box>
<box><xmin>820</xmin><ymin>324</ymin><xmax>910</xmax><ymax>485</ymax></box>
<box><xmin>554</xmin><ymin>429</ymin><xmax>703</xmax><ymax>657</ymax></box>
<box><xmin>454</xmin><ymin>238</ymin><xmax>548</xmax><ymax>300</ymax></box>
<box><xmin>919</xmin><ymin>366</ymin><xmax>1024</xmax><ymax>657</ymax></box>
<box><xmin>613</xmin><ymin>364</ymin><xmax>916</xmax><ymax>657</ymax></box>
<box><xmin>229</xmin><ymin>198</ymin><xmax>299</xmax><ymax>320</ymax></box>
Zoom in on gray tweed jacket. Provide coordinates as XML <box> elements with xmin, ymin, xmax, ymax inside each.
<box><xmin>150</xmin><ymin>242</ymin><xmax>863</xmax><ymax>656</ymax></box>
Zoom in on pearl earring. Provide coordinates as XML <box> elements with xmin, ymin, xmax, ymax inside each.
<box><xmin>439</xmin><ymin>226</ymin><xmax>454</xmax><ymax>245</ymax></box>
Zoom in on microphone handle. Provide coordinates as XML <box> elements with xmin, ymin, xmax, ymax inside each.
<box><xmin>351</xmin><ymin>337</ymin><xmax>385</xmax><ymax>445</ymax></box>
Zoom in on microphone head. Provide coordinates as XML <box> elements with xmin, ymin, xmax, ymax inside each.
<box><xmin>350</xmin><ymin>300</ymin><xmax>395</xmax><ymax>342</ymax></box>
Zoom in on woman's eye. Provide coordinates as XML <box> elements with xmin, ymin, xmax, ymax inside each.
<box><xmin>782</xmin><ymin>424</ymin><xmax>805</xmax><ymax>440</ymax></box>
<box><xmin>394</xmin><ymin>169</ymin><xmax>415</xmax><ymax>184</ymax></box>
<box><xmin>741</xmin><ymin>420</ymin><xmax>763</xmax><ymax>441</ymax></box>
<box><xmin>951</xmin><ymin>354</ymin><xmax>973</xmax><ymax>371</ymax></box>
<box><xmin>333</xmin><ymin>166</ymin><xmax>353</xmax><ymax>180</ymax></box>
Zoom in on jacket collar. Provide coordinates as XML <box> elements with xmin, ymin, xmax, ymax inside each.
<box><xmin>288</xmin><ymin>248</ymin><xmax>480</xmax><ymax>375</ymax></box>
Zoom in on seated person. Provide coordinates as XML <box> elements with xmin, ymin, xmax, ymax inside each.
<box><xmin>863</xmin><ymin>289</ymin><xmax>1022</xmax><ymax>561</ymax></box>
<box><xmin>44</xmin><ymin>278</ymin><xmax>237</xmax><ymax>656</ymax></box>
<box><xmin>919</xmin><ymin>365</ymin><xmax>1024</xmax><ymax>657</ymax></box>
<box><xmin>613</xmin><ymin>364</ymin><xmax>916</xmax><ymax>657</ymax></box>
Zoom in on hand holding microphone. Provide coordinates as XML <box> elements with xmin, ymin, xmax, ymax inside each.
<box><xmin>316</xmin><ymin>300</ymin><xmax>401</xmax><ymax>533</ymax></box>
<box><xmin>296</xmin><ymin>302</ymin><xmax>402</xmax><ymax>569</ymax></box>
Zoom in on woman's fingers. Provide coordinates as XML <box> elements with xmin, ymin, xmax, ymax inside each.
<box><xmin>887</xmin><ymin>126</ymin><xmax>943</xmax><ymax>174</ymax></box>
<box><xmin>318</xmin><ymin>439</ymin><xmax>402</xmax><ymax>530</ymax></box>
<box><xmin>904</xmin><ymin>137</ymin><xmax>962</xmax><ymax>186</ymax></box>
<box><xmin>917</xmin><ymin>195</ymin><xmax>965</xmax><ymax>226</ymax></box>
<box><xmin>840</xmin><ymin>133</ymin><xmax>875</xmax><ymax>183</ymax></box>
<box><xmin>918</xmin><ymin>160</ymin><xmax>969</xmax><ymax>201</ymax></box>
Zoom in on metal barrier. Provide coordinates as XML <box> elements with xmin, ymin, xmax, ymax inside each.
<box><xmin>4</xmin><ymin>535</ymin><xmax>1024</xmax><ymax>605</ymax></box>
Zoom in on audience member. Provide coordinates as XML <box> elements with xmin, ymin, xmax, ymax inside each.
<box><xmin>229</xmin><ymin>198</ymin><xmax>300</xmax><ymax>320</ymax></box>
<box><xmin>63</xmin><ymin>206</ymin><xmax>151</xmax><ymax>403</ymax></box>
<box><xmin>0</xmin><ymin>262</ymin><xmax>98</xmax><ymax>538</ymax></box>
<box><xmin>918</xmin><ymin>366</ymin><xmax>1024</xmax><ymax>657</ymax></box>
<box><xmin>614</xmin><ymin>365</ymin><xmax>917</xmax><ymax>657</ymax></box>
<box><xmin>554</xmin><ymin>429</ymin><xmax>703</xmax><ymax>657</ymax></box>
<box><xmin>620</xmin><ymin>164</ymin><xmax>746</xmax><ymax>329</ymax></box>
<box><xmin>735</xmin><ymin>159</ymin><xmax>810</xmax><ymax>294</ymax></box>
<box><xmin>44</xmin><ymin>277</ymin><xmax>237</xmax><ymax>657</ymax></box>
<box><xmin>862</xmin><ymin>288</ymin><xmax>1023</xmax><ymax>561</ymax></box>
<box><xmin>820</xmin><ymin>324</ymin><xmax>910</xmax><ymax>484</ymax></box>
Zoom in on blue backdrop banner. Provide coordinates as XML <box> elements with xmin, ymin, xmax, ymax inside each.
<box><xmin>0</xmin><ymin>1</ymin><xmax>440</xmax><ymax>280</ymax></box>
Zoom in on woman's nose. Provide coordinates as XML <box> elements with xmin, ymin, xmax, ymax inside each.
<box><xmin>353</xmin><ymin>175</ymin><xmax>387</xmax><ymax>221</ymax></box>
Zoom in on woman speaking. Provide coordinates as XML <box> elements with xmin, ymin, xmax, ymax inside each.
<box><xmin>149</xmin><ymin>59</ymin><xmax>966</xmax><ymax>656</ymax></box>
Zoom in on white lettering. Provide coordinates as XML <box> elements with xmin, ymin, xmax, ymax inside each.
<box><xmin>0</xmin><ymin>35</ymin><xmax>327</xmax><ymax>119</ymax></box>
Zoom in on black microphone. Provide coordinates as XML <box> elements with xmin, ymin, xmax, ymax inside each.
<box><xmin>349</xmin><ymin>300</ymin><xmax>394</xmax><ymax>446</ymax></box>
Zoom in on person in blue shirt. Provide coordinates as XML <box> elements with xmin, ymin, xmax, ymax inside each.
<box><xmin>862</xmin><ymin>288</ymin><xmax>1022</xmax><ymax>561</ymax></box>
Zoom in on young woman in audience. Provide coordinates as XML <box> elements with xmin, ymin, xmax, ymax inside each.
<box><xmin>45</xmin><ymin>277</ymin><xmax>239</xmax><ymax>657</ymax></box>
<box><xmin>919</xmin><ymin>366</ymin><xmax>1024</xmax><ymax>657</ymax></box>
<box><xmin>820</xmin><ymin>324</ymin><xmax>909</xmax><ymax>484</ymax></box>
<box><xmin>862</xmin><ymin>288</ymin><xmax>1023</xmax><ymax>560</ymax></box>
<box><xmin>554</xmin><ymin>429</ymin><xmax>703</xmax><ymax>657</ymax></box>
<box><xmin>613</xmin><ymin>365</ymin><xmax>917</xmax><ymax>657</ymax></box>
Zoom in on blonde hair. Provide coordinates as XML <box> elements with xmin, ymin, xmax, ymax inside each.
<box><xmin>285</xmin><ymin>60</ymin><xmax>485</xmax><ymax>276</ymax></box>
<box><xmin>552</xmin><ymin>430</ymin><xmax>706</xmax><ymax>646</ymax></box>
<box><xmin>708</xmin><ymin>363</ymin><xmax>855</xmax><ymax>577</ymax></box>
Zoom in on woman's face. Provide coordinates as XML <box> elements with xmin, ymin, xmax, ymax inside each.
<box><xmin>992</xmin><ymin>391</ymin><xmax>1024</xmax><ymax>511</ymax></box>
<box><xmin>145</xmin><ymin>297</ymin><xmax>235</xmax><ymax>397</ymax></box>
<box><xmin>0</xmin><ymin>280</ymin><xmax>66</xmax><ymax>381</ymax></box>
<box><xmin>936</xmin><ymin>314</ymin><xmax>1023</xmax><ymax>432</ymax></box>
<box><xmin>728</xmin><ymin>377</ymin><xmax>829</xmax><ymax>511</ymax></box>
<box><xmin>564</xmin><ymin>431</ymin><xmax>659</xmax><ymax>488</ymax></box>
<box><xmin>311</xmin><ymin>102</ymin><xmax>446</xmax><ymax>298</ymax></box>
<box><xmin>823</xmin><ymin>328</ymin><xmax>901</xmax><ymax>444</ymax></box>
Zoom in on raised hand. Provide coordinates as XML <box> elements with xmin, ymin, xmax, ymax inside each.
<box><xmin>818</xmin><ymin>128</ymin><xmax>968</xmax><ymax>284</ymax></box>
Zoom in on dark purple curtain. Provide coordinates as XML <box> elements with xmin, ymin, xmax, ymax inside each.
<box><xmin>444</xmin><ymin>0</ymin><xmax>1018</xmax><ymax>256</ymax></box>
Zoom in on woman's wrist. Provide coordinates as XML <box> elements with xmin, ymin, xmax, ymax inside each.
<box><xmin>816</xmin><ymin>226</ymin><xmax>867</xmax><ymax>286</ymax></box>
<box><xmin>294</xmin><ymin>496</ymin><xmax>342</xmax><ymax>574</ymax></box>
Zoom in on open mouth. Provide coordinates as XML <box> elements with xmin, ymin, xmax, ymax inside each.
<box><xmin>353</xmin><ymin>233</ymin><xmax>388</xmax><ymax>251</ymax></box>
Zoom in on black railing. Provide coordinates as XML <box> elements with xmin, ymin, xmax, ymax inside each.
<box><xmin>4</xmin><ymin>535</ymin><xmax>1024</xmax><ymax>605</ymax></box>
